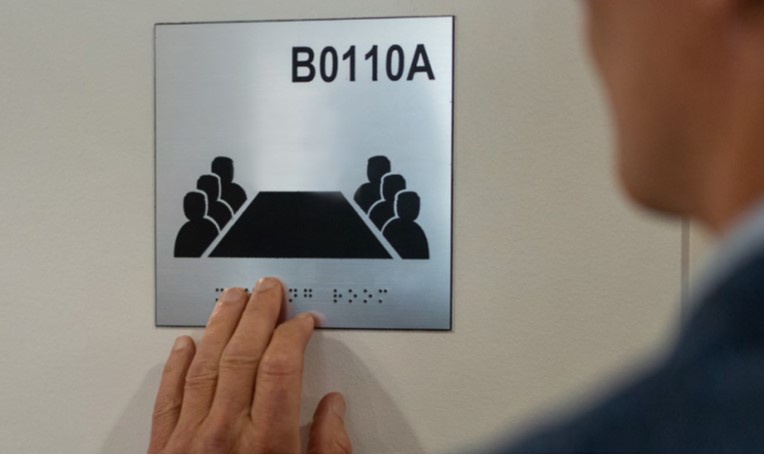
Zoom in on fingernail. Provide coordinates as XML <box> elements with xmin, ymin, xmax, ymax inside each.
<box><xmin>172</xmin><ymin>336</ymin><xmax>191</xmax><ymax>351</ymax></box>
<box><xmin>254</xmin><ymin>277</ymin><xmax>278</xmax><ymax>292</ymax></box>
<box><xmin>308</xmin><ymin>311</ymin><xmax>327</xmax><ymax>326</ymax></box>
<box><xmin>220</xmin><ymin>287</ymin><xmax>245</xmax><ymax>304</ymax></box>
<box><xmin>330</xmin><ymin>394</ymin><xmax>346</xmax><ymax>417</ymax></box>
<box><xmin>297</xmin><ymin>312</ymin><xmax>317</xmax><ymax>325</ymax></box>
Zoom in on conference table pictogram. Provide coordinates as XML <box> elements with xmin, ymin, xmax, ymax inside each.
<box><xmin>210</xmin><ymin>191</ymin><xmax>392</xmax><ymax>259</ymax></box>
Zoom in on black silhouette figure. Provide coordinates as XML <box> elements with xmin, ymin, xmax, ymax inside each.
<box><xmin>354</xmin><ymin>156</ymin><xmax>391</xmax><ymax>213</ymax></box>
<box><xmin>211</xmin><ymin>156</ymin><xmax>247</xmax><ymax>212</ymax></box>
<box><xmin>197</xmin><ymin>174</ymin><xmax>234</xmax><ymax>230</ymax></box>
<box><xmin>174</xmin><ymin>191</ymin><xmax>220</xmax><ymax>257</ymax></box>
<box><xmin>382</xmin><ymin>191</ymin><xmax>430</xmax><ymax>259</ymax></box>
<box><xmin>368</xmin><ymin>174</ymin><xmax>406</xmax><ymax>229</ymax></box>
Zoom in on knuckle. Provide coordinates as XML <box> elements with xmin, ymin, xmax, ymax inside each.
<box><xmin>152</xmin><ymin>397</ymin><xmax>182</xmax><ymax>421</ymax></box>
<box><xmin>197</xmin><ymin>419</ymin><xmax>234</xmax><ymax>453</ymax></box>
<box><xmin>248</xmin><ymin>441</ymin><xmax>273</xmax><ymax>454</ymax></box>
<box><xmin>332</xmin><ymin>437</ymin><xmax>353</xmax><ymax>454</ymax></box>
<box><xmin>184</xmin><ymin>360</ymin><xmax>219</xmax><ymax>390</ymax></box>
<box><xmin>219</xmin><ymin>353</ymin><xmax>261</xmax><ymax>372</ymax></box>
<box><xmin>242</xmin><ymin>430</ymin><xmax>276</xmax><ymax>453</ymax></box>
<box><xmin>259</xmin><ymin>348</ymin><xmax>301</xmax><ymax>378</ymax></box>
<box><xmin>198</xmin><ymin>434</ymin><xmax>230</xmax><ymax>454</ymax></box>
<box><xmin>219</xmin><ymin>345</ymin><xmax>262</xmax><ymax>373</ymax></box>
<box><xmin>162</xmin><ymin>357</ymin><xmax>185</xmax><ymax>376</ymax></box>
<box><xmin>309</xmin><ymin>437</ymin><xmax>352</xmax><ymax>454</ymax></box>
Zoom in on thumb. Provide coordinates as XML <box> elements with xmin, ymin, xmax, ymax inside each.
<box><xmin>307</xmin><ymin>393</ymin><xmax>352</xmax><ymax>454</ymax></box>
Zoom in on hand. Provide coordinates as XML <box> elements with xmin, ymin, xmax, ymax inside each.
<box><xmin>148</xmin><ymin>277</ymin><xmax>352</xmax><ymax>453</ymax></box>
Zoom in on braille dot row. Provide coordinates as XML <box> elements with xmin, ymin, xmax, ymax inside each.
<box><xmin>330</xmin><ymin>287</ymin><xmax>388</xmax><ymax>304</ymax></box>
<box><xmin>214</xmin><ymin>287</ymin><xmax>251</xmax><ymax>293</ymax></box>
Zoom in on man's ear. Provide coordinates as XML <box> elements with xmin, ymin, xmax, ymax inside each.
<box><xmin>691</xmin><ymin>0</ymin><xmax>764</xmax><ymax>26</ymax></box>
<box><xmin>695</xmin><ymin>0</ymin><xmax>764</xmax><ymax>56</ymax></box>
<box><xmin>725</xmin><ymin>0</ymin><xmax>764</xmax><ymax>53</ymax></box>
<box><xmin>730</xmin><ymin>0</ymin><xmax>764</xmax><ymax>26</ymax></box>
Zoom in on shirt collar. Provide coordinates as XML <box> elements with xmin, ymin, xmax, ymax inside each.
<box><xmin>687</xmin><ymin>199</ymin><xmax>764</xmax><ymax>311</ymax></box>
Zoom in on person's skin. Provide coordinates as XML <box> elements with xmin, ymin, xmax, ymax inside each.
<box><xmin>150</xmin><ymin>1</ymin><xmax>764</xmax><ymax>453</ymax></box>
<box><xmin>585</xmin><ymin>0</ymin><xmax>764</xmax><ymax>234</ymax></box>
<box><xmin>148</xmin><ymin>278</ymin><xmax>351</xmax><ymax>453</ymax></box>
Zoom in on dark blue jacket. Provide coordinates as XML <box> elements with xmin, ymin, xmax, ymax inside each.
<box><xmin>506</xmin><ymin>252</ymin><xmax>764</xmax><ymax>453</ymax></box>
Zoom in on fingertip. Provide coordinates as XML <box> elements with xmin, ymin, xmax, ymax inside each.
<box><xmin>315</xmin><ymin>392</ymin><xmax>346</xmax><ymax>419</ymax></box>
<box><xmin>327</xmin><ymin>392</ymin><xmax>346</xmax><ymax>418</ymax></box>
<box><xmin>307</xmin><ymin>311</ymin><xmax>327</xmax><ymax>328</ymax></box>
<box><xmin>220</xmin><ymin>287</ymin><xmax>247</xmax><ymax>302</ymax></box>
<box><xmin>309</xmin><ymin>392</ymin><xmax>352</xmax><ymax>454</ymax></box>
<box><xmin>172</xmin><ymin>335</ymin><xmax>194</xmax><ymax>352</ymax></box>
<box><xmin>297</xmin><ymin>312</ymin><xmax>317</xmax><ymax>328</ymax></box>
<box><xmin>254</xmin><ymin>276</ymin><xmax>282</xmax><ymax>293</ymax></box>
<box><xmin>253</xmin><ymin>277</ymin><xmax>286</xmax><ymax>317</ymax></box>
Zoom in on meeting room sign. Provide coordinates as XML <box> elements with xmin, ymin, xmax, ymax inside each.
<box><xmin>155</xmin><ymin>17</ymin><xmax>453</xmax><ymax>330</ymax></box>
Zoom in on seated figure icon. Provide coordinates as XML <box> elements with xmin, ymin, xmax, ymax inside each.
<box><xmin>174</xmin><ymin>191</ymin><xmax>220</xmax><ymax>257</ymax></box>
<box><xmin>354</xmin><ymin>155</ymin><xmax>390</xmax><ymax>213</ymax></box>
<box><xmin>211</xmin><ymin>156</ymin><xmax>247</xmax><ymax>212</ymax></box>
<box><xmin>368</xmin><ymin>174</ymin><xmax>407</xmax><ymax>229</ymax></box>
<box><xmin>197</xmin><ymin>174</ymin><xmax>233</xmax><ymax>230</ymax></box>
<box><xmin>382</xmin><ymin>191</ymin><xmax>429</xmax><ymax>259</ymax></box>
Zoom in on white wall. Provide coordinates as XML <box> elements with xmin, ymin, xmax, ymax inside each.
<box><xmin>688</xmin><ymin>226</ymin><xmax>715</xmax><ymax>282</ymax></box>
<box><xmin>0</xmin><ymin>1</ymin><xmax>683</xmax><ymax>452</ymax></box>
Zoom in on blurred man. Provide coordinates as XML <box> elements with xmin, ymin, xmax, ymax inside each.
<box><xmin>148</xmin><ymin>1</ymin><xmax>764</xmax><ymax>452</ymax></box>
<box><xmin>509</xmin><ymin>1</ymin><xmax>764</xmax><ymax>451</ymax></box>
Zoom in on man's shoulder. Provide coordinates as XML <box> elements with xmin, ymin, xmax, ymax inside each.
<box><xmin>502</xmin><ymin>252</ymin><xmax>764</xmax><ymax>453</ymax></box>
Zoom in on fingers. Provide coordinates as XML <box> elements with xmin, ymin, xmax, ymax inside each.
<box><xmin>250</xmin><ymin>312</ymin><xmax>315</xmax><ymax>452</ymax></box>
<box><xmin>307</xmin><ymin>393</ymin><xmax>352</xmax><ymax>454</ymax></box>
<box><xmin>210</xmin><ymin>277</ymin><xmax>284</xmax><ymax>417</ymax></box>
<box><xmin>177</xmin><ymin>287</ymin><xmax>248</xmax><ymax>427</ymax></box>
<box><xmin>148</xmin><ymin>336</ymin><xmax>195</xmax><ymax>453</ymax></box>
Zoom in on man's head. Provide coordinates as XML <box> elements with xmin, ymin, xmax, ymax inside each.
<box><xmin>197</xmin><ymin>174</ymin><xmax>221</xmax><ymax>201</ymax></box>
<box><xmin>183</xmin><ymin>191</ymin><xmax>208</xmax><ymax>221</ymax></box>
<box><xmin>367</xmin><ymin>156</ymin><xmax>391</xmax><ymax>183</ymax></box>
<box><xmin>381</xmin><ymin>174</ymin><xmax>406</xmax><ymax>201</ymax></box>
<box><xmin>395</xmin><ymin>191</ymin><xmax>421</xmax><ymax>222</ymax></box>
<box><xmin>585</xmin><ymin>0</ymin><xmax>764</xmax><ymax>232</ymax></box>
<box><xmin>212</xmin><ymin>156</ymin><xmax>234</xmax><ymax>184</ymax></box>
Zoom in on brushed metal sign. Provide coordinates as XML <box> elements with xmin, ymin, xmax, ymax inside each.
<box><xmin>155</xmin><ymin>17</ymin><xmax>453</xmax><ymax>329</ymax></box>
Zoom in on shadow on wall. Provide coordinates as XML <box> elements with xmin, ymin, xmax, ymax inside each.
<box><xmin>102</xmin><ymin>335</ymin><xmax>422</xmax><ymax>453</ymax></box>
<box><xmin>102</xmin><ymin>363</ymin><xmax>164</xmax><ymax>453</ymax></box>
<box><xmin>301</xmin><ymin>336</ymin><xmax>423</xmax><ymax>453</ymax></box>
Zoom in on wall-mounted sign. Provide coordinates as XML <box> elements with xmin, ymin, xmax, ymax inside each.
<box><xmin>155</xmin><ymin>17</ymin><xmax>453</xmax><ymax>329</ymax></box>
